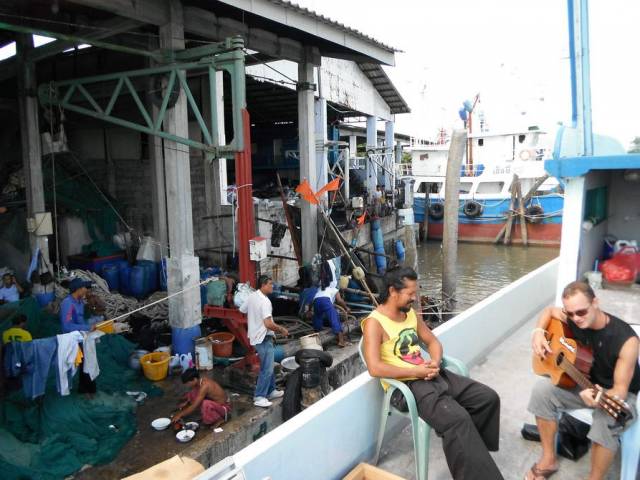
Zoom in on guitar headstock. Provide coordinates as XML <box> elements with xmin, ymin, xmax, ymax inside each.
<box><xmin>597</xmin><ymin>390</ymin><xmax>632</xmax><ymax>426</ymax></box>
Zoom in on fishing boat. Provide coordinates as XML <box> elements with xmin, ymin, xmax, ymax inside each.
<box><xmin>408</xmin><ymin>128</ymin><xmax>564</xmax><ymax>246</ymax></box>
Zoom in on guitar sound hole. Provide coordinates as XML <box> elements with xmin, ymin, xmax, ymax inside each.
<box><xmin>556</xmin><ymin>352</ymin><xmax>564</xmax><ymax>367</ymax></box>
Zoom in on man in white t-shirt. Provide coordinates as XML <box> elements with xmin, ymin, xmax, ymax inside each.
<box><xmin>0</xmin><ymin>273</ymin><xmax>23</xmax><ymax>304</ymax></box>
<box><xmin>240</xmin><ymin>275</ymin><xmax>289</xmax><ymax>407</ymax></box>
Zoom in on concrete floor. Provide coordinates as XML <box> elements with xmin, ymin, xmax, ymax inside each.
<box><xmin>377</xmin><ymin>286</ymin><xmax>640</xmax><ymax>480</ymax></box>
<box><xmin>73</xmin><ymin>331</ymin><xmax>365</xmax><ymax>478</ymax></box>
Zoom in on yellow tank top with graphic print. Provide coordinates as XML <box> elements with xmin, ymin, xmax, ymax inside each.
<box><xmin>362</xmin><ymin>309</ymin><xmax>425</xmax><ymax>388</ymax></box>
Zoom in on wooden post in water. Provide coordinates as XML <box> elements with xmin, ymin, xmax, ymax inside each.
<box><xmin>420</xmin><ymin>183</ymin><xmax>430</xmax><ymax>243</ymax></box>
<box><xmin>516</xmin><ymin>181</ymin><xmax>528</xmax><ymax>246</ymax></box>
<box><xmin>442</xmin><ymin>130</ymin><xmax>467</xmax><ymax>312</ymax></box>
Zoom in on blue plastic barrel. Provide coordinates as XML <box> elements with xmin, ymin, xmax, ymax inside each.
<box><xmin>159</xmin><ymin>258</ymin><xmax>168</xmax><ymax>291</ymax></box>
<box><xmin>102</xmin><ymin>265</ymin><xmax>120</xmax><ymax>292</ymax></box>
<box><xmin>119</xmin><ymin>265</ymin><xmax>131</xmax><ymax>296</ymax></box>
<box><xmin>370</xmin><ymin>220</ymin><xmax>387</xmax><ymax>274</ymax></box>
<box><xmin>172</xmin><ymin>325</ymin><xmax>202</xmax><ymax>357</ymax></box>
<box><xmin>35</xmin><ymin>291</ymin><xmax>55</xmax><ymax>307</ymax></box>
<box><xmin>129</xmin><ymin>265</ymin><xmax>147</xmax><ymax>299</ymax></box>
<box><xmin>138</xmin><ymin>260</ymin><xmax>158</xmax><ymax>294</ymax></box>
<box><xmin>395</xmin><ymin>240</ymin><xmax>406</xmax><ymax>263</ymax></box>
<box><xmin>274</xmin><ymin>344</ymin><xmax>285</xmax><ymax>363</ymax></box>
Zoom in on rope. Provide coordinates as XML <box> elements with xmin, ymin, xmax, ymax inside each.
<box><xmin>109</xmin><ymin>276</ymin><xmax>216</xmax><ymax>322</ymax></box>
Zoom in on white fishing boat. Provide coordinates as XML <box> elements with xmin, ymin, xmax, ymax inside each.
<box><xmin>408</xmin><ymin>128</ymin><xmax>564</xmax><ymax>246</ymax></box>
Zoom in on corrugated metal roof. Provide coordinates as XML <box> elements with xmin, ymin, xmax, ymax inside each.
<box><xmin>358</xmin><ymin>63</ymin><xmax>411</xmax><ymax>114</ymax></box>
<box><xmin>266</xmin><ymin>0</ymin><xmax>399</xmax><ymax>53</ymax></box>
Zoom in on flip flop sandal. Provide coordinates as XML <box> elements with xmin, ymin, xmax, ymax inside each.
<box><xmin>525</xmin><ymin>463</ymin><xmax>558</xmax><ymax>480</ymax></box>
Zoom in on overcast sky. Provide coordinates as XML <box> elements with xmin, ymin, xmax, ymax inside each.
<box><xmin>297</xmin><ymin>0</ymin><xmax>640</xmax><ymax>149</ymax></box>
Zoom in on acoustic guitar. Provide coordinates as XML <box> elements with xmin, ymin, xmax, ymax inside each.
<box><xmin>532</xmin><ymin>318</ymin><xmax>632</xmax><ymax>425</ymax></box>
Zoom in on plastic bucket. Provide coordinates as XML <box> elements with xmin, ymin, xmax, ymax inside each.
<box><xmin>101</xmin><ymin>265</ymin><xmax>120</xmax><ymax>292</ymax></box>
<box><xmin>300</xmin><ymin>333</ymin><xmax>323</xmax><ymax>351</ymax></box>
<box><xmin>35</xmin><ymin>291</ymin><xmax>55</xmax><ymax>307</ymax></box>
<box><xmin>208</xmin><ymin>332</ymin><xmax>235</xmax><ymax>358</ymax></box>
<box><xmin>195</xmin><ymin>338</ymin><xmax>213</xmax><ymax>370</ymax></box>
<box><xmin>140</xmin><ymin>351</ymin><xmax>170</xmax><ymax>381</ymax></box>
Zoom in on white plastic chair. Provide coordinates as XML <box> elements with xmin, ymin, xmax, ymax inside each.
<box><xmin>563</xmin><ymin>324</ymin><xmax>640</xmax><ymax>480</ymax></box>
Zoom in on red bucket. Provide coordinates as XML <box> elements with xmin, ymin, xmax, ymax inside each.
<box><xmin>208</xmin><ymin>332</ymin><xmax>235</xmax><ymax>357</ymax></box>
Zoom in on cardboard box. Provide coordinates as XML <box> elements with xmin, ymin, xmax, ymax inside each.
<box><xmin>342</xmin><ymin>463</ymin><xmax>407</xmax><ymax>480</ymax></box>
<box><xmin>122</xmin><ymin>455</ymin><xmax>204</xmax><ymax>480</ymax></box>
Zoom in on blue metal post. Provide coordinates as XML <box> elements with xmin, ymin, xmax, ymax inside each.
<box><xmin>568</xmin><ymin>0</ymin><xmax>594</xmax><ymax>156</ymax></box>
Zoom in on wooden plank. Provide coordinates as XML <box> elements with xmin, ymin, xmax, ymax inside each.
<box><xmin>516</xmin><ymin>180</ymin><xmax>528</xmax><ymax>246</ymax></box>
<box><xmin>503</xmin><ymin>174</ymin><xmax>519</xmax><ymax>245</ymax></box>
<box><xmin>276</xmin><ymin>173</ymin><xmax>303</xmax><ymax>267</ymax></box>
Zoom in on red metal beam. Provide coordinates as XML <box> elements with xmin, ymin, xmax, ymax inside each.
<box><xmin>236</xmin><ymin>108</ymin><xmax>256</xmax><ymax>286</ymax></box>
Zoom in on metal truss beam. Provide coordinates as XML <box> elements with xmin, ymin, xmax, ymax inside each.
<box><xmin>37</xmin><ymin>36</ymin><xmax>247</xmax><ymax>157</ymax></box>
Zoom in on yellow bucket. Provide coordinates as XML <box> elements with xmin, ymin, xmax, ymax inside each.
<box><xmin>95</xmin><ymin>319</ymin><xmax>115</xmax><ymax>334</ymax></box>
<box><xmin>140</xmin><ymin>352</ymin><xmax>170</xmax><ymax>381</ymax></box>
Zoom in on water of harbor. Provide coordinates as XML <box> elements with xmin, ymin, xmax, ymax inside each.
<box><xmin>416</xmin><ymin>242</ymin><xmax>559</xmax><ymax>313</ymax></box>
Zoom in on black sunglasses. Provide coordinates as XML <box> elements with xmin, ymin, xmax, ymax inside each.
<box><xmin>562</xmin><ymin>305</ymin><xmax>590</xmax><ymax>319</ymax></box>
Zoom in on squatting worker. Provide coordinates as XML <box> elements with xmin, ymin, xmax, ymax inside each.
<box><xmin>172</xmin><ymin>368</ymin><xmax>231</xmax><ymax>428</ymax></box>
<box><xmin>240</xmin><ymin>275</ymin><xmax>289</xmax><ymax>408</ymax></box>
<box><xmin>525</xmin><ymin>281</ymin><xmax>639</xmax><ymax>480</ymax></box>
<box><xmin>59</xmin><ymin>278</ymin><xmax>98</xmax><ymax>395</ymax></box>
<box><xmin>362</xmin><ymin>267</ymin><xmax>503</xmax><ymax>480</ymax></box>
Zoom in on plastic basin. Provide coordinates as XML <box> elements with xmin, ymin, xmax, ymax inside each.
<box><xmin>140</xmin><ymin>352</ymin><xmax>170</xmax><ymax>381</ymax></box>
<box><xmin>208</xmin><ymin>332</ymin><xmax>235</xmax><ymax>358</ymax></box>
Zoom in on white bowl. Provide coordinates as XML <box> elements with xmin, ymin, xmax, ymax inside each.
<box><xmin>281</xmin><ymin>356</ymin><xmax>299</xmax><ymax>371</ymax></box>
<box><xmin>151</xmin><ymin>418</ymin><xmax>171</xmax><ymax>431</ymax></box>
<box><xmin>185</xmin><ymin>421</ymin><xmax>199</xmax><ymax>431</ymax></box>
<box><xmin>176</xmin><ymin>429</ymin><xmax>195</xmax><ymax>443</ymax></box>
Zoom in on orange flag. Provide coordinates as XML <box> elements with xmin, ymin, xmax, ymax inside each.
<box><xmin>316</xmin><ymin>177</ymin><xmax>341</xmax><ymax>197</ymax></box>
<box><xmin>295</xmin><ymin>179</ymin><xmax>319</xmax><ymax>205</ymax></box>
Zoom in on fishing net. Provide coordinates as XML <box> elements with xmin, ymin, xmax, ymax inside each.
<box><xmin>0</xmin><ymin>298</ymin><xmax>161</xmax><ymax>479</ymax></box>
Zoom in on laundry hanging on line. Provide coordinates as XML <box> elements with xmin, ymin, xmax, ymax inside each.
<box><xmin>3</xmin><ymin>330</ymin><xmax>106</xmax><ymax>400</ymax></box>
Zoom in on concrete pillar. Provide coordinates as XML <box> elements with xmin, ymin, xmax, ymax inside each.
<box><xmin>161</xmin><ymin>0</ymin><xmax>200</xmax><ymax>328</ymax></box>
<box><xmin>298</xmin><ymin>59</ymin><xmax>317</xmax><ymax>262</ymax></box>
<box><xmin>148</xmin><ymin>34</ymin><xmax>168</xmax><ymax>258</ymax></box>
<box><xmin>201</xmin><ymin>71</ymin><xmax>227</xmax><ymax>260</ymax></box>
<box><xmin>366</xmin><ymin>116</ymin><xmax>378</xmax><ymax>196</ymax></box>
<box><xmin>16</xmin><ymin>35</ymin><xmax>51</xmax><ymax>270</ymax></box>
<box><xmin>314</xmin><ymin>97</ymin><xmax>328</xmax><ymax>193</ymax></box>
<box><xmin>384</xmin><ymin>120</ymin><xmax>395</xmax><ymax>190</ymax></box>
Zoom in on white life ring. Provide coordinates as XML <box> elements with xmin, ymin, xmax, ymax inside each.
<box><xmin>519</xmin><ymin>149</ymin><xmax>532</xmax><ymax>161</ymax></box>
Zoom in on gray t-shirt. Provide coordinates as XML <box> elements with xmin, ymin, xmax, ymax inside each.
<box><xmin>241</xmin><ymin>290</ymin><xmax>273</xmax><ymax>345</ymax></box>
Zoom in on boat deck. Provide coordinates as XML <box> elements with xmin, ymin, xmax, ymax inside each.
<box><xmin>377</xmin><ymin>287</ymin><xmax>640</xmax><ymax>480</ymax></box>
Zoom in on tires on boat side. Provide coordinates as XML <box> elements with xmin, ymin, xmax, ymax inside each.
<box><xmin>526</xmin><ymin>204</ymin><xmax>544</xmax><ymax>223</ymax></box>
<box><xmin>428</xmin><ymin>202</ymin><xmax>444</xmax><ymax>220</ymax></box>
<box><xmin>463</xmin><ymin>200</ymin><xmax>483</xmax><ymax>218</ymax></box>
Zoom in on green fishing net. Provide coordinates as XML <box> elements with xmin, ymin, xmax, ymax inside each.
<box><xmin>0</xmin><ymin>298</ymin><xmax>161</xmax><ymax>479</ymax></box>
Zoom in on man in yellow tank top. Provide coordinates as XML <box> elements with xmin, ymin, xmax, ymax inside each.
<box><xmin>362</xmin><ymin>267</ymin><xmax>503</xmax><ymax>480</ymax></box>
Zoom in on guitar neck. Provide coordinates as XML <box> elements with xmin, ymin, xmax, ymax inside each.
<box><xmin>558</xmin><ymin>356</ymin><xmax>594</xmax><ymax>391</ymax></box>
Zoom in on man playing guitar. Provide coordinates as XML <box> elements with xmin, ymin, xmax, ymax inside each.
<box><xmin>526</xmin><ymin>281</ymin><xmax>639</xmax><ymax>480</ymax></box>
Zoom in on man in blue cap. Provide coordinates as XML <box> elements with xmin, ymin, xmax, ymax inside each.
<box><xmin>60</xmin><ymin>278</ymin><xmax>98</xmax><ymax>334</ymax></box>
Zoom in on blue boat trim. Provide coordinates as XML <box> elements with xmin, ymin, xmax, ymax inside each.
<box><xmin>545</xmin><ymin>153</ymin><xmax>640</xmax><ymax>178</ymax></box>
